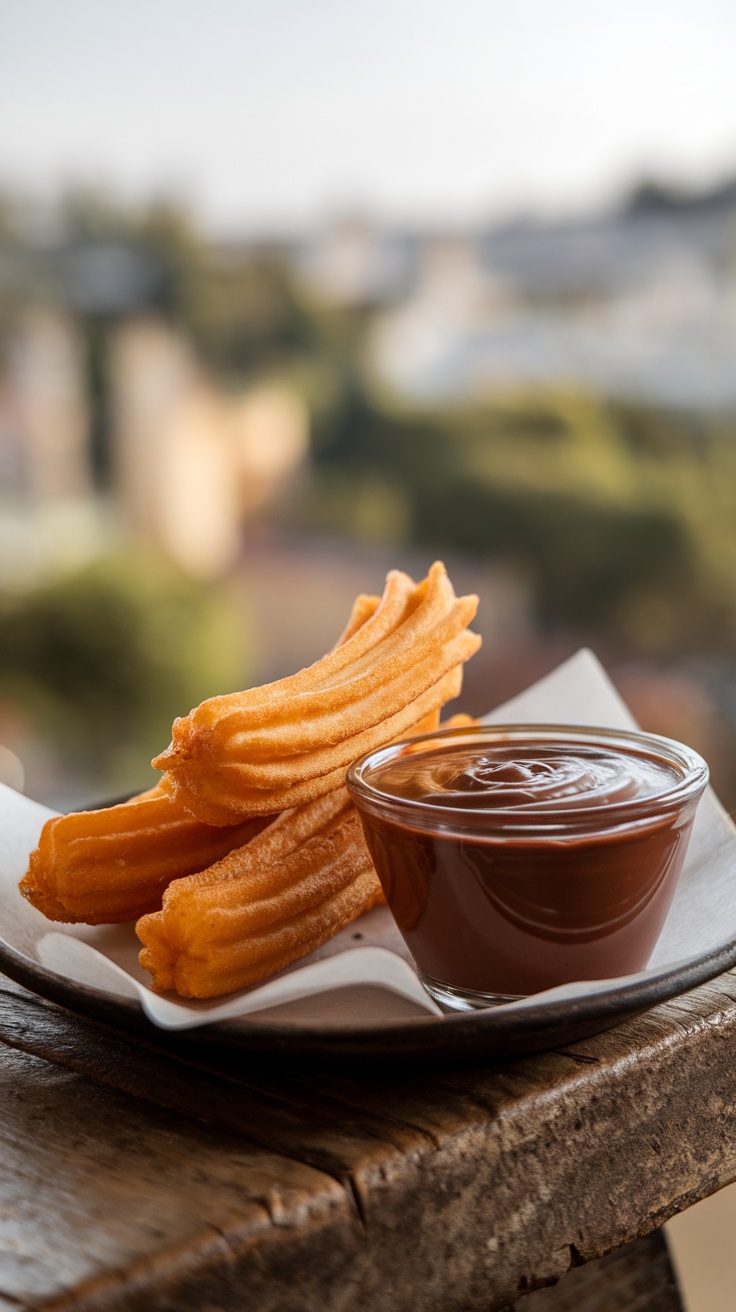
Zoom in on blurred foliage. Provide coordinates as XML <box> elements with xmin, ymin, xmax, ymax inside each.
<box><xmin>300</xmin><ymin>371</ymin><xmax>736</xmax><ymax>656</ymax></box>
<box><xmin>139</xmin><ymin>208</ymin><xmax>318</xmax><ymax>376</ymax></box>
<box><xmin>0</xmin><ymin>552</ymin><xmax>244</xmax><ymax>789</ymax></box>
<box><xmin>4</xmin><ymin>188</ymin><xmax>736</xmax><ymax>662</ymax></box>
<box><xmin>54</xmin><ymin>191</ymin><xmax>320</xmax><ymax>378</ymax></box>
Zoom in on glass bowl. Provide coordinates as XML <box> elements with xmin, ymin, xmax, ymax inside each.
<box><xmin>347</xmin><ymin>723</ymin><xmax>709</xmax><ymax>1011</ymax></box>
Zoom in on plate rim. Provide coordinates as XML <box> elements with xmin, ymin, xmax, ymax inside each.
<box><xmin>2</xmin><ymin>927</ymin><xmax>735</xmax><ymax>1064</ymax></box>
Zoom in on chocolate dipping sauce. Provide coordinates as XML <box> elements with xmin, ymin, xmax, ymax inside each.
<box><xmin>347</xmin><ymin>727</ymin><xmax>709</xmax><ymax>1003</ymax></box>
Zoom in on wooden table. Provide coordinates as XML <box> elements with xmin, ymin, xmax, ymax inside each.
<box><xmin>3</xmin><ymin>965</ymin><xmax>736</xmax><ymax>1312</ymax></box>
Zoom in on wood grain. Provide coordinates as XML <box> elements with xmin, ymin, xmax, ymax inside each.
<box><xmin>1</xmin><ymin>968</ymin><xmax>734</xmax><ymax>1309</ymax></box>
<box><xmin>506</xmin><ymin>1232</ymin><xmax>683</xmax><ymax>1311</ymax></box>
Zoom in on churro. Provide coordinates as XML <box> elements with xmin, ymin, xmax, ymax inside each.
<box><xmin>20</xmin><ymin>780</ymin><xmax>271</xmax><ymax>925</ymax></box>
<box><xmin>137</xmin><ymin>787</ymin><xmax>381</xmax><ymax>997</ymax></box>
<box><xmin>153</xmin><ymin>562</ymin><xmax>481</xmax><ymax>824</ymax></box>
<box><xmin>21</xmin><ymin>560</ymin><xmax>483</xmax><ymax>1001</ymax></box>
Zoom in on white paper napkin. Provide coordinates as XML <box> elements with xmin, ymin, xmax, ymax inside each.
<box><xmin>1</xmin><ymin>648</ymin><xmax>734</xmax><ymax>1030</ymax></box>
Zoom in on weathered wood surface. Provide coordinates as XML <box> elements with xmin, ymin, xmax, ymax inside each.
<box><xmin>2</xmin><ymin>967</ymin><xmax>736</xmax><ymax>1311</ymax></box>
<box><xmin>506</xmin><ymin>1231</ymin><xmax>683</xmax><ymax>1311</ymax></box>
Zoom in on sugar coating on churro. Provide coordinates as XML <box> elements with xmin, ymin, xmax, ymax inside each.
<box><xmin>153</xmin><ymin>562</ymin><xmax>481</xmax><ymax>824</ymax></box>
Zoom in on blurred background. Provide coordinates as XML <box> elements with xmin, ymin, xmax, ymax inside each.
<box><xmin>2</xmin><ymin>0</ymin><xmax>736</xmax><ymax>809</ymax></box>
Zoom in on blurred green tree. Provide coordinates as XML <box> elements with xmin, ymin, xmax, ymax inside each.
<box><xmin>0</xmin><ymin>552</ymin><xmax>244</xmax><ymax>790</ymax></box>
<box><xmin>302</xmin><ymin>377</ymin><xmax>736</xmax><ymax>655</ymax></box>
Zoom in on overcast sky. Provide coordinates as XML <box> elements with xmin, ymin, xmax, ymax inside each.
<box><xmin>1</xmin><ymin>0</ymin><xmax>735</xmax><ymax>233</ymax></box>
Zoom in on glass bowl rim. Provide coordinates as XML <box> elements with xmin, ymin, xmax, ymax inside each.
<box><xmin>346</xmin><ymin>722</ymin><xmax>709</xmax><ymax>837</ymax></box>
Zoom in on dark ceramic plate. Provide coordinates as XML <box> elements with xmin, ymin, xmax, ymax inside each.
<box><xmin>4</xmin><ymin>775</ymin><xmax>736</xmax><ymax>1066</ymax></box>
<box><xmin>2</xmin><ymin>917</ymin><xmax>736</xmax><ymax>1067</ymax></box>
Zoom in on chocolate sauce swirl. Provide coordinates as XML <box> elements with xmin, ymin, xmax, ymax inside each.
<box><xmin>377</xmin><ymin>744</ymin><xmax>680</xmax><ymax>812</ymax></box>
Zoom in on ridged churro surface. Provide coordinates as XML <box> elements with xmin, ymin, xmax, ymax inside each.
<box><xmin>137</xmin><ymin>787</ymin><xmax>381</xmax><ymax>997</ymax></box>
<box><xmin>20</xmin><ymin>781</ymin><xmax>271</xmax><ymax>925</ymax></box>
<box><xmin>21</xmin><ymin>561</ymin><xmax>482</xmax><ymax>1001</ymax></box>
<box><xmin>153</xmin><ymin>562</ymin><xmax>481</xmax><ymax>823</ymax></box>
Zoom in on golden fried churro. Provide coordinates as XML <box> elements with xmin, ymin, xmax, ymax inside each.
<box><xmin>20</xmin><ymin>781</ymin><xmax>271</xmax><ymax>925</ymax></box>
<box><xmin>22</xmin><ymin>562</ymin><xmax>482</xmax><ymax>1002</ymax></box>
<box><xmin>137</xmin><ymin>787</ymin><xmax>381</xmax><ymax>997</ymax></box>
<box><xmin>20</xmin><ymin>582</ymin><xmax>382</xmax><ymax>928</ymax></box>
<box><xmin>153</xmin><ymin>562</ymin><xmax>481</xmax><ymax>824</ymax></box>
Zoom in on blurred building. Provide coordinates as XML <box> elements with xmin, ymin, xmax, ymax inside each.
<box><xmin>296</xmin><ymin>216</ymin><xmax>417</xmax><ymax>306</ymax></box>
<box><xmin>110</xmin><ymin>318</ymin><xmax>308</xmax><ymax>578</ymax></box>
<box><xmin>0</xmin><ymin>309</ymin><xmax>90</xmax><ymax>503</ymax></box>
<box><xmin>229</xmin><ymin>386</ymin><xmax>309</xmax><ymax>519</ymax></box>
<box><xmin>368</xmin><ymin>232</ymin><xmax>513</xmax><ymax>400</ymax></box>
<box><xmin>294</xmin><ymin>184</ymin><xmax>736</xmax><ymax>412</ymax></box>
<box><xmin>0</xmin><ymin>308</ymin><xmax>107</xmax><ymax>589</ymax></box>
